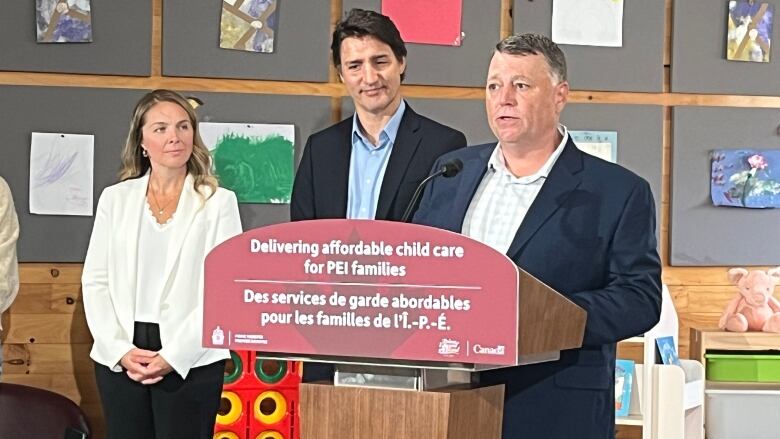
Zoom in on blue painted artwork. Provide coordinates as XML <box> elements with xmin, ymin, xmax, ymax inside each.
<box><xmin>711</xmin><ymin>149</ymin><xmax>780</xmax><ymax>208</ymax></box>
<box><xmin>615</xmin><ymin>359</ymin><xmax>634</xmax><ymax>418</ymax></box>
<box><xmin>36</xmin><ymin>0</ymin><xmax>92</xmax><ymax>43</ymax></box>
<box><xmin>655</xmin><ymin>336</ymin><xmax>681</xmax><ymax>366</ymax></box>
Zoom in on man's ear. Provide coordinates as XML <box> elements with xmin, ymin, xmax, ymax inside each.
<box><xmin>554</xmin><ymin>80</ymin><xmax>569</xmax><ymax>113</ymax></box>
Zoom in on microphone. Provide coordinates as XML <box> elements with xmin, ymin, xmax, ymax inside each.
<box><xmin>400</xmin><ymin>158</ymin><xmax>463</xmax><ymax>222</ymax></box>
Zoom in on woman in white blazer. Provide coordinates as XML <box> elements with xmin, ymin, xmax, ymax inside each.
<box><xmin>82</xmin><ymin>89</ymin><xmax>242</xmax><ymax>439</ymax></box>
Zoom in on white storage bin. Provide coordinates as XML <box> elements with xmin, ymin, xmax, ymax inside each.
<box><xmin>705</xmin><ymin>382</ymin><xmax>780</xmax><ymax>439</ymax></box>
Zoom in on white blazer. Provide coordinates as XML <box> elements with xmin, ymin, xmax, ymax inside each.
<box><xmin>0</xmin><ymin>176</ymin><xmax>20</xmax><ymax>329</ymax></box>
<box><xmin>82</xmin><ymin>173</ymin><xmax>242</xmax><ymax>378</ymax></box>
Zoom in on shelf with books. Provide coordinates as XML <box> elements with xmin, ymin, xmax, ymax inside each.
<box><xmin>616</xmin><ymin>414</ymin><xmax>644</xmax><ymax>426</ymax></box>
<box><xmin>616</xmin><ymin>285</ymin><xmax>704</xmax><ymax>439</ymax></box>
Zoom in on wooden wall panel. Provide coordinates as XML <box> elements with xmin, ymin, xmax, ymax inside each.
<box><xmin>9</xmin><ymin>284</ymin><xmax>81</xmax><ymax>313</ymax></box>
<box><xmin>1</xmin><ymin>264</ymin><xmax>102</xmax><ymax>437</ymax></box>
<box><xmin>2</xmin><ymin>312</ymin><xmax>91</xmax><ymax>344</ymax></box>
<box><xmin>1</xmin><ymin>343</ymin><xmax>92</xmax><ymax>375</ymax></box>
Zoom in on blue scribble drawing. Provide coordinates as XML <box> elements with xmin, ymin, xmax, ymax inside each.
<box><xmin>36</xmin><ymin>0</ymin><xmax>92</xmax><ymax>43</ymax></box>
<box><xmin>33</xmin><ymin>148</ymin><xmax>79</xmax><ymax>188</ymax></box>
<box><xmin>29</xmin><ymin>132</ymin><xmax>94</xmax><ymax>216</ymax></box>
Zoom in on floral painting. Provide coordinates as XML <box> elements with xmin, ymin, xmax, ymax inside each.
<box><xmin>36</xmin><ymin>0</ymin><xmax>92</xmax><ymax>43</ymax></box>
<box><xmin>711</xmin><ymin>149</ymin><xmax>780</xmax><ymax>208</ymax></box>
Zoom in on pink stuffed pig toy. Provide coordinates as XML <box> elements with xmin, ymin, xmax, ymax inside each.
<box><xmin>719</xmin><ymin>267</ymin><xmax>780</xmax><ymax>333</ymax></box>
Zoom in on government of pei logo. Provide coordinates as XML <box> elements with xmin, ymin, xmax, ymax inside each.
<box><xmin>438</xmin><ymin>338</ymin><xmax>460</xmax><ymax>356</ymax></box>
<box><xmin>211</xmin><ymin>326</ymin><xmax>225</xmax><ymax>345</ymax></box>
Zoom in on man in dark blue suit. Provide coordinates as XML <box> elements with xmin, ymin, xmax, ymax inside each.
<box><xmin>291</xmin><ymin>9</ymin><xmax>466</xmax><ymax>222</ymax></box>
<box><xmin>414</xmin><ymin>34</ymin><xmax>662</xmax><ymax>438</ymax></box>
<box><xmin>291</xmin><ymin>8</ymin><xmax>466</xmax><ymax>382</ymax></box>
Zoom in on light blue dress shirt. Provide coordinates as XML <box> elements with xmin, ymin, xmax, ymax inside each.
<box><xmin>346</xmin><ymin>100</ymin><xmax>406</xmax><ymax>219</ymax></box>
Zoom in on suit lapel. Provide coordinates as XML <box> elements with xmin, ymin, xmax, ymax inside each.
<box><xmin>114</xmin><ymin>175</ymin><xmax>148</xmax><ymax>331</ymax></box>
<box><xmin>446</xmin><ymin>144</ymin><xmax>493</xmax><ymax>232</ymax></box>
<box><xmin>328</xmin><ymin>121</ymin><xmax>352</xmax><ymax>217</ymax></box>
<box><xmin>161</xmin><ymin>174</ymin><xmax>201</xmax><ymax>290</ymax></box>
<box><xmin>375</xmin><ymin>105</ymin><xmax>423</xmax><ymax>220</ymax></box>
<box><xmin>506</xmin><ymin>140</ymin><xmax>583</xmax><ymax>260</ymax></box>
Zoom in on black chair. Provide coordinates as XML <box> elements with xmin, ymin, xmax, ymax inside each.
<box><xmin>0</xmin><ymin>382</ymin><xmax>90</xmax><ymax>438</ymax></box>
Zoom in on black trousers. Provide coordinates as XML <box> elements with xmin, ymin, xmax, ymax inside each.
<box><xmin>94</xmin><ymin>322</ymin><xmax>225</xmax><ymax>439</ymax></box>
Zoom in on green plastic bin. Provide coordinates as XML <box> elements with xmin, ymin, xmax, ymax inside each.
<box><xmin>705</xmin><ymin>353</ymin><xmax>780</xmax><ymax>382</ymax></box>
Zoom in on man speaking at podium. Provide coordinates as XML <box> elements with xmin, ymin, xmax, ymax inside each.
<box><xmin>413</xmin><ymin>34</ymin><xmax>662</xmax><ymax>439</ymax></box>
<box><xmin>290</xmin><ymin>9</ymin><xmax>466</xmax><ymax>381</ymax></box>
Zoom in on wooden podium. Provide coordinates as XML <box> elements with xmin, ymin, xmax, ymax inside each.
<box><xmin>203</xmin><ymin>219</ymin><xmax>587</xmax><ymax>439</ymax></box>
<box><xmin>296</xmin><ymin>268</ymin><xmax>586</xmax><ymax>439</ymax></box>
<box><xmin>299</xmin><ymin>384</ymin><xmax>504</xmax><ymax>439</ymax></box>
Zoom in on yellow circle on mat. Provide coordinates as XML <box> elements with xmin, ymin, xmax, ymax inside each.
<box><xmin>216</xmin><ymin>391</ymin><xmax>243</xmax><ymax>426</ymax></box>
<box><xmin>253</xmin><ymin>390</ymin><xmax>287</xmax><ymax>425</ymax></box>
<box><xmin>213</xmin><ymin>432</ymin><xmax>240</xmax><ymax>439</ymax></box>
<box><xmin>256</xmin><ymin>431</ymin><xmax>284</xmax><ymax>439</ymax></box>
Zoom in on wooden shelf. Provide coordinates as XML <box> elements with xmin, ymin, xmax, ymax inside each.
<box><xmin>705</xmin><ymin>381</ymin><xmax>780</xmax><ymax>393</ymax></box>
<box><xmin>691</xmin><ymin>329</ymin><xmax>780</xmax><ymax>439</ymax></box>
<box><xmin>616</xmin><ymin>286</ymin><xmax>704</xmax><ymax>439</ymax></box>
<box><xmin>622</xmin><ymin>336</ymin><xmax>645</xmax><ymax>343</ymax></box>
<box><xmin>617</xmin><ymin>414</ymin><xmax>645</xmax><ymax>426</ymax></box>
<box><xmin>689</xmin><ymin>329</ymin><xmax>780</xmax><ymax>366</ymax></box>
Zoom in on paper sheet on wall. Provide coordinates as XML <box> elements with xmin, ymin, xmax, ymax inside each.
<box><xmin>29</xmin><ymin>132</ymin><xmax>94</xmax><ymax>216</ymax></box>
<box><xmin>570</xmin><ymin>130</ymin><xmax>617</xmax><ymax>163</ymax></box>
<box><xmin>200</xmin><ymin>122</ymin><xmax>294</xmax><ymax>204</ymax></box>
<box><xmin>552</xmin><ymin>0</ymin><xmax>623</xmax><ymax>47</ymax></box>
<box><xmin>381</xmin><ymin>0</ymin><xmax>463</xmax><ymax>46</ymax></box>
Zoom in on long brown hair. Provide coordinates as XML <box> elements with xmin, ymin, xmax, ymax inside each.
<box><xmin>118</xmin><ymin>89</ymin><xmax>217</xmax><ymax>198</ymax></box>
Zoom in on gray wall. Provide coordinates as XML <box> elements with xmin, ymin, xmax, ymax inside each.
<box><xmin>562</xmin><ymin>104</ymin><xmax>664</xmax><ymax>231</ymax></box>
<box><xmin>513</xmin><ymin>0</ymin><xmax>665</xmax><ymax>92</ymax></box>
<box><xmin>672</xmin><ymin>0</ymin><xmax>780</xmax><ymax>95</ymax></box>
<box><xmin>0</xmin><ymin>86</ymin><xmax>331</xmax><ymax>262</ymax></box>
<box><xmin>671</xmin><ymin>107</ymin><xmax>780</xmax><ymax>266</ymax></box>
<box><xmin>0</xmin><ymin>0</ymin><xmax>151</xmax><ymax>75</ymax></box>
<box><xmin>163</xmin><ymin>0</ymin><xmax>331</xmax><ymax>82</ymax></box>
<box><xmin>342</xmin><ymin>0</ymin><xmax>501</xmax><ymax>86</ymax></box>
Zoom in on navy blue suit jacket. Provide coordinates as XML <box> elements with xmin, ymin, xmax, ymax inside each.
<box><xmin>414</xmin><ymin>139</ymin><xmax>662</xmax><ymax>439</ymax></box>
<box><xmin>291</xmin><ymin>103</ymin><xmax>466</xmax><ymax>222</ymax></box>
<box><xmin>290</xmin><ymin>103</ymin><xmax>466</xmax><ymax>381</ymax></box>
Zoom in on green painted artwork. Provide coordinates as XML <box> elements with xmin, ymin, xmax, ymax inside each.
<box><xmin>200</xmin><ymin>122</ymin><xmax>295</xmax><ymax>204</ymax></box>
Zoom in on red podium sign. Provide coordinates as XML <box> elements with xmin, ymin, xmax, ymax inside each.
<box><xmin>203</xmin><ymin>220</ymin><xmax>520</xmax><ymax>366</ymax></box>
